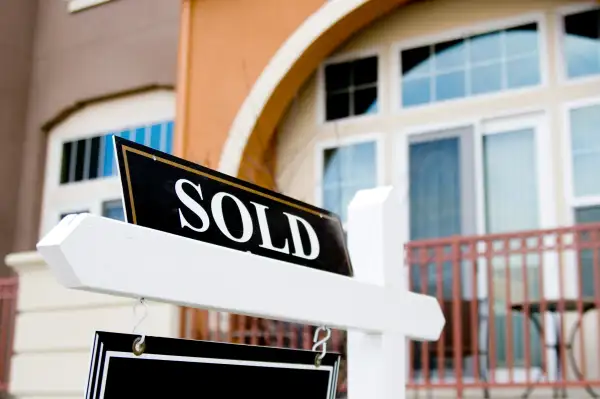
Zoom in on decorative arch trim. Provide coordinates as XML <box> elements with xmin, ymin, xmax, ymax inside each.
<box><xmin>218</xmin><ymin>0</ymin><xmax>407</xmax><ymax>177</ymax></box>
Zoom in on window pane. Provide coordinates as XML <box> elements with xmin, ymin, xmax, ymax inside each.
<box><xmin>325</xmin><ymin>62</ymin><xmax>351</xmax><ymax>92</ymax></box>
<box><xmin>434</xmin><ymin>39</ymin><xmax>465</xmax><ymax>71</ymax></box>
<box><xmin>353</xmin><ymin>87</ymin><xmax>377</xmax><ymax>115</ymax></box>
<box><xmin>505</xmin><ymin>23</ymin><xmax>539</xmax><ymax>57</ymax></box>
<box><xmin>483</xmin><ymin>128</ymin><xmax>538</xmax><ymax>233</ymax></box>
<box><xmin>88</xmin><ymin>136</ymin><xmax>100</xmax><ymax>180</ymax></box>
<box><xmin>102</xmin><ymin>134</ymin><xmax>116</xmax><ymax>177</ymax></box>
<box><xmin>574</xmin><ymin>206</ymin><xmax>600</xmax><ymax>299</ymax></box>
<box><xmin>401</xmin><ymin>22</ymin><xmax>540</xmax><ymax>108</ymax></box>
<box><xmin>73</xmin><ymin>139</ymin><xmax>86</xmax><ymax>182</ymax></box>
<box><xmin>103</xmin><ymin>200</ymin><xmax>125</xmax><ymax>221</ymax></box>
<box><xmin>401</xmin><ymin>46</ymin><xmax>431</xmax><ymax>77</ymax></box>
<box><xmin>469</xmin><ymin>31</ymin><xmax>502</xmax><ymax>64</ymax></box>
<box><xmin>483</xmin><ymin>128</ymin><xmax>540</xmax><ymax>368</ymax></box>
<box><xmin>409</xmin><ymin>137</ymin><xmax>461</xmax><ymax>240</ymax></box>
<box><xmin>118</xmin><ymin>129</ymin><xmax>130</xmax><ymax>141</ymax></box>
<box><xmin>564</xmin><ymin>9</ymin><xmax>600</xmax><ymax>79</ymax></box>
<box><xmin>165</xmin><ymin>121</ymin><xmax>174</xmax><ymax>154</ymax></box>
<box><xmin>409</xmin><ymin>137</ymin><xmax>461</xmax><ymax>302</ymax></box>
<box><xmin>353</xmin><ymin>56</ymin><xmax>377</xmax><ymax>86</ymax></box>
<box><xmin>150</xmin><ymin>123</ymin><xmax>162</xmax><ymax>150</ymax></box>
<box><xmin>434</xmin><ymin>70</ymin><xmax>465</xmax><ymax>101</ymax></box>
<box><xmin>506</xmin><ymin>55</ymin><xmax>540</xmax><ymax>89</ymax></box>
<box><xmin>326</xmin><ymin>92</ymin><xmax>350</xmax><ymax>121</ymax></box>
<box><xmin>570</xmin><ymin>104</ymin><xmax>600</xmax><ymax>197</ymax></box>
<box><xmin>322</xmin><ymin>142</ymin><xmax>376</xmax><ymax>222</ymax></box>
<box><xmin>323</xmin><ymin>148</ymin><xmax>342</xmax><ymax>185</ymax></box>
<box><xmin>471</xmin><ymin>63</ymin><xmax>502</xmax><ymax>95</ymax></box>
<box><xmin>402</xmin><ymin>77</ymin><xmax>430</xmax><ymax>107</ymax></box>
<box><xmin>60</xmin><ymin>141</ymin><xmax>73</xmax><ymax>184</ymax></box>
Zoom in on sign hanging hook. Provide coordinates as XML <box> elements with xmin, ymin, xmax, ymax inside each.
<box><xmin>312</xmin><ymin>326</ymin><xmax>331</xmax><ymax>368</ymax></box>
<box><xmin>132</xmin><ymin>297</ymin><xmax>148</xmax><ymax>356</ymax></box>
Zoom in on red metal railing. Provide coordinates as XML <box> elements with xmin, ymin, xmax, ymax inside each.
<box><xmin>0</xmin><ymin>277</ymin><xmax>17</xmax><ymax>393</ymax></box>
<box><xmin>185</xmin><ymin>223</ymin><xmax>600</xmax><ymax>397</ymax></box>
<box><xmin>406</xmin><ymin>222</ymin><xmax>600</xmax><ymax>397</ymax></box>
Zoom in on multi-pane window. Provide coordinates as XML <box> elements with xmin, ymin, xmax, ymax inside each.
<box><xmin>324</xmin><ymin>57</ymin><xmax>378</xmax><ymax>121</ymax></box>
<box><xmin>60</xmin><ymin>120</ymin><xmax>174</xmax><ymax>184</ymax></box>
<box><xmin>408</xmin><ymin>119</ymin><xmax>545</xmax><ymax>375</ymax></box>
<box><xmin>563</xmin><ymin>8</ymin><xmax>600</xmax><ymax>79</ymax></box>
<box><xmin>321</xmin><ymin>141</ymin><xmax>377</xmax><ymax>222</ymax></box>
<box><xmin>401</xmin><ymin>23</ymin><xmax>541</xmax><ymax>107</ymax></box>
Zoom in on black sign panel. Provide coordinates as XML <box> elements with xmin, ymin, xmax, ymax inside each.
<box><xmin>114</xmin><ymin>137</ymin><xmax>352</xmax><ymax>276</ymax></box>
<box><xmin>86</xmin><ymin>331</ymin><xmax>341</xmax><ymax>399</ymax></box>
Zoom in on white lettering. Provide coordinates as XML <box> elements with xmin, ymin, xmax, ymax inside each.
<box><xmin>250</xmin><ymin>202</ymin><xmax>290</xmax><ymax>254</ymax></box>
<box><xmin>283</xmin><ymin>213</ymin><xmax>320</xmax><ymax>260</ymax></box>
<box><xmin>212</xmin><ymin>192</ymin><xmax>253</xmax><ymax>243</ymax></box>
<box><xmin>175</xmin><ymin>179</ymin><xmax>210</xmax><ymax>233</ymax></box>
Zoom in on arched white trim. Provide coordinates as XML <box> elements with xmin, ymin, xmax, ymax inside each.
<box><xmin>218</xmin><ymin>0</ymin><xmax>374</xmax><ymax>176</ymax></box>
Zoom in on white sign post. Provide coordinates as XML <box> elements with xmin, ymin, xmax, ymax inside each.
<box><xmin>37</xmin><ymin>186</ymin><xmax>444</xmax><ymax>399</ymax></box>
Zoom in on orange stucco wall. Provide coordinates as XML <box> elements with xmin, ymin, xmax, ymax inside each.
<box><xmin>177</xmin><ymin>0</ymin><xmax>325</xmax><ymax>176</ymax></box>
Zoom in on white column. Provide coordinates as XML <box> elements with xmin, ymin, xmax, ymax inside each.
<box><xmin>347</xmin><ymin>187</ymin><xmax>407</xmax><ymax>399</ymax></box>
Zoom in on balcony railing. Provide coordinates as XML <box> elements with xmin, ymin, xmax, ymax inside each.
<box><xmin>186</xmin><ymin>222</ymin><xmax>600</xmax><ymax>398</ymax></box>
<box><xmin>407</xmin><ymin>222</ymin><xmax>600</xmax><ymax>397</ymax></box>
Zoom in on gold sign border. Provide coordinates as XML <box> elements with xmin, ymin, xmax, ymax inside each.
<box><xmin>120</xmin><ymin>143</ymin><xmax>353</xmax><ymax>276</ymax></box>
<box><xmin>121</xmin><ymin>145</ymin><xmax>337</xmax><ymax>225</ymax></box>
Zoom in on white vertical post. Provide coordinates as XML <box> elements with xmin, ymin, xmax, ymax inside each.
<box><xmin>347</xmin><ymin>187</ymin><xmax>407</xmax><ymax>399</ymax></box>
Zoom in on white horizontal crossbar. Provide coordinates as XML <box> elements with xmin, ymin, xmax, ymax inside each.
<box><xmin>37</xmin><ymin>214</ymin><xmax>443</xmax><ymax>339</ymax></box>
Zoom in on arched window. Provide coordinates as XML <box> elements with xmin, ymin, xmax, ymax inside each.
<box><xmin>40</xmin><ymin>90</ymin><xmax>175</xmax><ymax>237</ymax></box>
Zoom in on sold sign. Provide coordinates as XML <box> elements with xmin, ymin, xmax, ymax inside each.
<box><xmin>114</xmin><ymin>136</ymin><xmax>353</xmax><ymax>277</ymax></box>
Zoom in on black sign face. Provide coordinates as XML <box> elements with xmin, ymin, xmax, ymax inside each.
<box><xmin>86</xmin><ymin>331</ymin><xmax>341</xmax><ymax>399</ymax></box>
<box><xmin>114</xmin><ymin>137</ymin><xmax>352</xmax><ymax>276</ymax></box>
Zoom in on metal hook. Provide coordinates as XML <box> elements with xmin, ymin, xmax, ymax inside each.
<box><xmin>312</xmin><ymin>326</ymin><xmax>331</xmax><ymax>368</ymax></box>
<box><xmin>132</xmin><ymin>298</ymin><xmax>147</xmax><ymax>356</ymax></box>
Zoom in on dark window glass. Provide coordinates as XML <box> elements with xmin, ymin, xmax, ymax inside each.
<box><xmin>60</xmin><ymin>210</ymin><xmax>88</xmax><ymax>221</ymax></box>
<box><xmin>353</xmin><ymin>57</ymin><xmax>378</xmax><ymax>85</ymax></box>
<box><xmin>563</xmin><ymin>9</ymin><xmax>600</xmax><ymax>78</ymax></box>
<box><xmin>324</xmin><ymin>63</ymin><xmax>351</xmax><ymax>92</ymax></box>
<box><xmin>324</xmin><ymin>57</ymin><xmax>378</xmax><ymax>121</ymax></box>
<box><xmin>60</xmin><ymin>142</ymin><xmax>72</xmax><ymax>184</ymax></box>
<box><xmin>88</xmin><ymin>136</ymin><xmax>101</xmax><ymax>180</ymax></box>
<box><xmin>354</xmin><ymin>87</ymin><xmax>377</xmax><ymax>115</ymax></box>
<box><xmin>73</xmin><ymin>139</ymin><xmax>86</xmax><ymax>182</ymax></box>
<box><xmin>401</xmin><ymin>46</ymin><xmax>431</xmax><ymax>76</ymax></box>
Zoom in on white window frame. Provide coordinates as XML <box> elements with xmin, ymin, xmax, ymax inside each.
<box><xmin>555</xmin><ymin>2</ymin><xmax>600</xmax><ymax>86</ymax></box>
<box><xmin>394</xmin><ymin>108</ymin><xmax>556</xmax><ymax>383</ymax></box>
<box><xmin>391</xmin><ymin>12</ymin><xmax>549</xmax><ymax>114</ymax></box>
<box><xmin>40</xmin><ymin>90</ymin><xmax>175</xmax><ymax>238</ymax></box>
<box><xmin>313</xmin><ymin>132</ymin><xmax>386</xmax><ymax>227</ymax></box>
<box><xmin>67</xmin><ymin>0</ymin><xmax>113</xmax><ymax>13</ymax></box>
<box><xmin>316</xmin><ymin>48</ymin><xmax>386</xmax><ymax>126</ymax></box>
<box><xmin>561</xmin><ymin>95</ymin><xmax>600</xmax><ymax>225</ymax></box>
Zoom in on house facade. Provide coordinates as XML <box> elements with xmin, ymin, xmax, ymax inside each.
<box><xmin>3</xmin><ymin>0</ymin><xmax>600</xmax><ymax>397</ymax></box>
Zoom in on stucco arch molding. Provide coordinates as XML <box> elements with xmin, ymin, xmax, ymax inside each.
<box><xmin>219</xmin><ymin>0</ymin><xmax>405</xmax><ymax>177</ymax></box>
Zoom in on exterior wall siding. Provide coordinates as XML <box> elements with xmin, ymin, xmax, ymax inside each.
<box><xmin>6</xmin><ymin>253</ymin><xmax>180</xmax><ymax>398</ymax></box>
<box><xmin>13</xmin><ymin>0</ymin><xmax>180</xmax><ymax>252</ymax></box>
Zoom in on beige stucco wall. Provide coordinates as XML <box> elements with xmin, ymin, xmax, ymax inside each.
<box><xmin>6</xmin><ymin>252</ymin><xmax>180</xmax><ymax>398</ymax></box>
<box><xmin>275</xmin><ymin>0</ymin><xmax>600</xmax><ymax>227</ymax></box>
